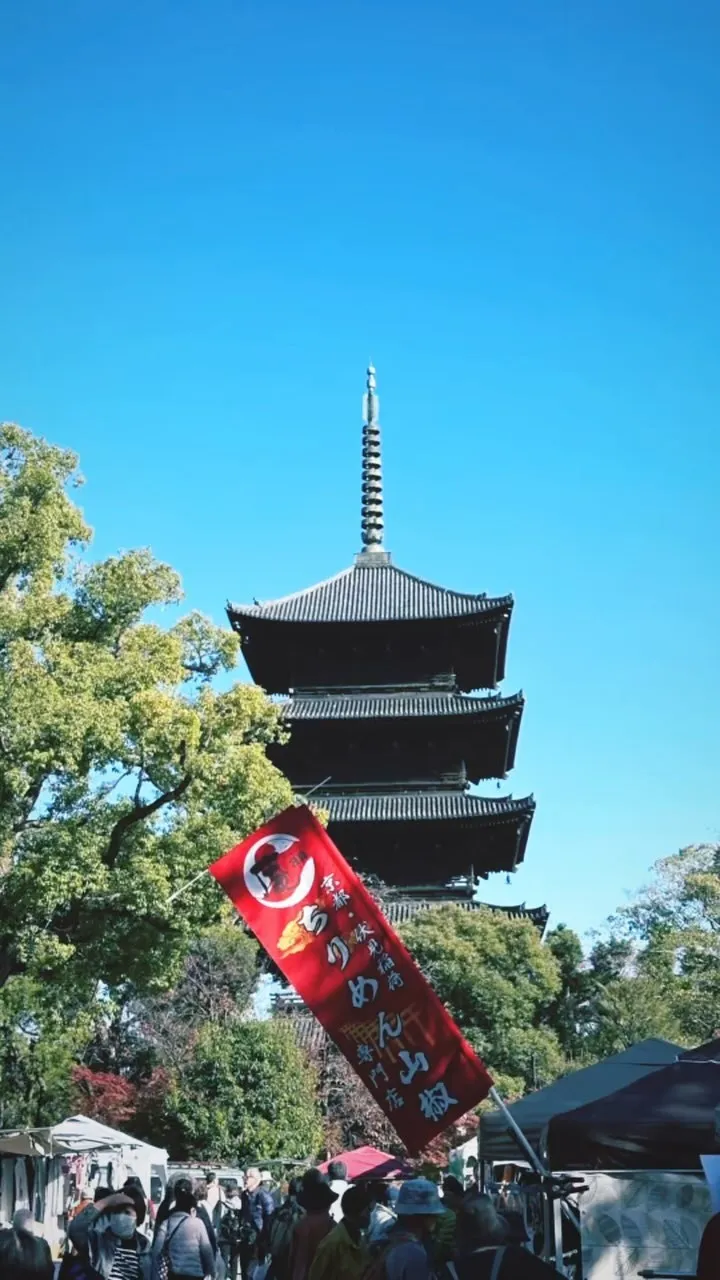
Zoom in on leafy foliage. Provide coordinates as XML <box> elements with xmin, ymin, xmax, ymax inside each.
<box><xmin>607</xmin><ymin>844</ymin><xmax>720</xmax><ymax>1047</ymax></box>
<box><xmin>0</xmin><ymin>422</ymin><xmax>292</xmax><ymax>1126</ymax></box>
<box><xmin>132</xmin><ymin>925</ymin><xmax>261</xmax><ymax>1072</ymax></box>
<box><xmin>0</xmin><ymin>422</ymin><xmax>291</xmax><ymax>1001</ymax></box>
<box><xmin>70</xmin><ymin>1064</ymin><xmax>170</xmax><ymax>1132</ymax></box>
<box><xmin>400</xmin><ymin>906</ymin><xmax>565</xmax><ymax>1096</ymax></box>
<box><xmin>160</xmin><ymin>1019</ymin><xmax>324</xmax><ymax>1162</ymax></box>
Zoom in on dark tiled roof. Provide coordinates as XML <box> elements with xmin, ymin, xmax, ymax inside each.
<box><xmin>382</xmin><ymin>899</ymin><xmax>549</xmax><ymax>930</ymax></box>
<box><xmin>276</xmin><ymin>1010</ymin><xmax>327</xmax><ymax>1055</ymax></box>
<box><xmin>324</xmin><ymin>792</ymin><xmax>534</xmax><ymax>824</ymax></box>
<box><xmin>229</xmin><ymin>559</ymin><xmax>512</xmax><ymax>625</ymax></box>
<box><xmin>281</xmin><ymin>691</ymin><xmax>523</xmax><ymax>721</ymax></box>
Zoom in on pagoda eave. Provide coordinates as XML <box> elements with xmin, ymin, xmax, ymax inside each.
<box><xmin>381</xmin><ymin>898</ymin><xmax>549</xmax><ymax>935</ymax></box>
<box><xmin>279</xmin><ymin>690</ymin><xmax>524</xmax><ymax>721</ymax></box>
<box><xmin>231</xmin><ymin>611</ymin><xmax>511</xmax><ymax>694</ymax></box>
<box><xmin>271</xmin><ymin>690</ymin><xmax>524</xmax><ymax>785</ymax></box>
<box><xmin>321</xmin><ymin>793</ymin><xmax>535</xmax><ymax>880</ymax></box>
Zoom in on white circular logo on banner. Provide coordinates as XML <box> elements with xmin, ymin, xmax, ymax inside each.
<box><xmin>243</xmin><ymin>833</ymin><xmax>315</xmax><ymax>909</ymax></box>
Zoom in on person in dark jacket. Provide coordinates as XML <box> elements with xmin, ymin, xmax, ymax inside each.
<box><xmin>697</xmin><ymin>1210</ymin><xmax>720</xmax><ymax>1280</ymax></box>
<box><xmin>0</xmin><ymin>1215</ymin><xmax>53</xmax><ymax>1280</ymax></box>
<box><xmin>442</xmin><ymin>1196</ymin><xmax>562</xmax><ymax>1280</ymax></box>
<box><xmin>240</xmin><ymin>1170</ymin><xmax>274</xmax><ymax>1279</ymax></box>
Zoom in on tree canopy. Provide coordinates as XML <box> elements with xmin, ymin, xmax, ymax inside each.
<box><xmin>400</xmin><ymin>905</ymin><xmax>566</xmax><ymax>1097</ymax></box>
<box><xmin>0</xmin><ymin>422</ymin><xmax>292</xmax><ymax>1127</ymax></box>
<box><xmin>160</xmin><ymin>1019</ymin><xmax>323</xmax><ymax>1163</ymax></box>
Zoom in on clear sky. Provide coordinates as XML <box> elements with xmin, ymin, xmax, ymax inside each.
<box><xmin>2</xmin><ymin>0</ymin><xmax>719</xmax><ymax>939</ymax></box>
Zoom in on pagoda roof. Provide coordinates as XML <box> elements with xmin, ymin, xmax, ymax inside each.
<box><xmin>323</xmin><ymin>792</ymin><xmax>534</xmax><ymax>824</ymax></box>
<box><xmin>281</xmin><ymin>690</ymin><xmax>523</xmax><ymax>721</ymax></box>
<box><xmin>229</xmin><ymin>557</ymin><xmax>512</xmax><ymax>626</ymax></box>
<box><xmin>382</xmin><ymin>898</ymin><xmax>549</xmax><ymax>932</ymax></box>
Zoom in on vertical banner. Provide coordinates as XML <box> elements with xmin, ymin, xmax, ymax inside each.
<box><xmin>210</xmin><ymin>805</ymin><xmax>493</xmax><ymax>1155</ymax></box>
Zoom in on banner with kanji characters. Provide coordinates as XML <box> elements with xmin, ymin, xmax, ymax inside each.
<box><xmin>209</xmin><ymin>804</ymin><xmax>493</xmax><ymax>1155</ymax></box>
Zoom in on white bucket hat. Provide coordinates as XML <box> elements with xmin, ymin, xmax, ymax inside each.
<box><xmin>395</xmin><ymin>1178</ymin><xmax>445</xmax><ymax>1216</ymax></box>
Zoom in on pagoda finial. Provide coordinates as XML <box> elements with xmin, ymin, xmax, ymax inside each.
<box><xmin>360</xmin><ymin>364</ymin><xmax>385</xmax><ymax>554</ymax></box>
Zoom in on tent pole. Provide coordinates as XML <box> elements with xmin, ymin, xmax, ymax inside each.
<box><xmin>487</xmin><ymin>1087</ymin><xmax>581</xmax><ymax>1234</ymax></box>
<box><xmin>488</xmin><ymin>1087</ymin><xmax>545</xmax><ymax>1175</ymax></box>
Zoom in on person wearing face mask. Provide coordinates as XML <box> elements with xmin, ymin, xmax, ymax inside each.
<box><xmin>68</xmin><ymin>1191</ymin><xmax>153</xmax><ymax>1280</ymax></box>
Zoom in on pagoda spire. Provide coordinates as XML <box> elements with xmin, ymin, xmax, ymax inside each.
<box><xmin>360</xmin><ymin>364</ymin><xmax>385</xmax><ymax>554</ymax></box>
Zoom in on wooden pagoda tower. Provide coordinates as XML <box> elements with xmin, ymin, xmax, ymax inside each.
<box><xmin>228</xmin><ymin>367</ymin><xmax>540</xmax><ymax>916</ymax></box>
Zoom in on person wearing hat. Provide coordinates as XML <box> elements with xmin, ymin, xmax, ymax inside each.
<box><xmin>380</xmin><ymin>1178</ymin><xmax>445</xmax><ymax>1280</ymax></box>
<box><xmin>307</xmin><ymin>1187</ymin><xmax>370</xmax><ymax>1280</ymax></box>
<box><xmin>287</xmin><ymin>1176</ymin><xmax>336</xmax><ymax>1280</ymax></box>
<box><xmin>68</xmin><ymin>1191</ymin><xmax>154</xmax><ymax>1280</ymax></box>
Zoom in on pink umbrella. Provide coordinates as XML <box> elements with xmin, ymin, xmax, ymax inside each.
<box><xmin>318</xmin><ymin>1146</ymin><xmax>413</xmax><ymax>1180</ymax></box>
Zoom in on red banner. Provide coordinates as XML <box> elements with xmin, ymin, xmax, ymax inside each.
<box><xmin>210</xmin><ymin>805</ymin><xmax>493</xmax><ymax>1155</ymax></box>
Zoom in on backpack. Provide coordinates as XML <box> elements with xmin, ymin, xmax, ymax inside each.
<box><xmin>445</xmin><ymin>1246</ymin><xmax>507</xmax><ymax>1280</ymax></box>
<box><xmin>268</xmin><ymin>1202</ymin><xmax>302</xmax><ymax>1262</ymax></box>
<box><xmin>219</xmin><ymin>1207</ymin><xmax>245</xmax><ymax>1248</ymax></box>
<box><xmin>360</xmin><ymin>1229</ymin><xmax>421</xmax><ymax>1280</ymax></box>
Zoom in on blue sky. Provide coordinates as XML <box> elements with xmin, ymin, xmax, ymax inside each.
<box><xmin>2</xmin><ymin>0</ymin><xmax>719</xmax><ymax>938</ymax></box>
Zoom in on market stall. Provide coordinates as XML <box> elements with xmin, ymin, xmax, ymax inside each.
<box><xmin>0</xmin><ymin>1114</ymin><xmax>168</xmax><ymax>1249</ymax></box>
<box><xmin>540</xmin><ymin>1040</ymin><xmax>720</xmax><ymax>1280</ymax></box>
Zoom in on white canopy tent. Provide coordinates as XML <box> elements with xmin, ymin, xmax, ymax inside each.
<box><xmin>0</xmin><ymin>1114</ymin><xmax>168</xmax><ymax>1198</ymax></box>
<box><xmin>51</xmin><ymin>1115</ymin><xmax>168</xmax><ymax>1197</ymax></box>
<box><xmin>479</xmin><ymin>1038</ymin><xmax>681</xmax><ymax>1164</ymax></box>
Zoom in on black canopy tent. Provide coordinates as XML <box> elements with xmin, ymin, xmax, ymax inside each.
<box><xmin>547</xmin><ymin>1038</ymin><xmax>720</xmax><ymax>1170</ymax></box>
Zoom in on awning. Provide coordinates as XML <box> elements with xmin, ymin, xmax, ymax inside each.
<box><xmin>479</xmin><ymin>1038</ymin><xmax>682</xmax><ymax>1164</ymax></box>
<box><xmin>547</xmin><ymin>1037</ymin><xmax>720</xmax><ymax>1169</ymax></box>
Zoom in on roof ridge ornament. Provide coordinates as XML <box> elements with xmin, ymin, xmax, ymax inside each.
<box><xmin>359</xmin><ymin>364</ymin><xmax>389</xmax><ymax>561</ymax></box>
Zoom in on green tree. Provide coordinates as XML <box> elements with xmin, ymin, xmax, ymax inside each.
<box><xmin>132</xmin><ymin>924</ymin><xmax>261</xmax><ymax>1072</ymax></box>
<box><xmin>0</xmin><ymin>974</ymin><xmax>95</xmax><ymax>1127</ymax></box>
<box><xmin>400</xmin><ymin>906</ymin><xmax>565</xmax><ymax>1097</ymax></box>
<box><xmin>0</xmin><ymin>423</ymin><xmax>291</xmax><ymax>995</ymax></box>
<box><xmin>609</xmin><ymin>844</ymin><xmax>720</xmax><ymax>1046</ymax></box>
<box><xmin>161</xmin><ymin>1019</ymin><xmax>324</xmax><ymax>1162</ymax></box>
<box><xmin>544</xmin><ymin>922</ymin><xmax>687</xmax><ymax>1062</ymax></box>
<box><xmin>0</xmin><ymin>423</ymin><xmax>293</xmax><ymax>1121</ymax></box>
<box><xmin>543</xmin><ymin>924</ymin><xmax>594</xmax><ymax>1061</ymax></box>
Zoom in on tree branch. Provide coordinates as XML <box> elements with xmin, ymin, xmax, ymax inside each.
<box><xmin>11</xmin><ymin>772</ymin><xmax>50</xmax><ymax>834</ymax></box>
<box><xmin>104</xmin><ymin>772</ymin><xmax>192</xmax><ymax>868</ymax></box>
<box><xmin>133</xmin><ymin>753</ymin><xmax>145</xmax><ymax>808</ymax></box>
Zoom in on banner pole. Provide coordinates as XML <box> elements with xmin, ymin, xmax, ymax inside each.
<box><xmin>167</xmin><ymin>867</ymin><xmax>209</xmax><ymax>904</ymax></box>
<box><xmin>166</xmin><ymin>787</ymin><xmax>333</xmax><ymax>907</ymax></box>
<box><xmin>294</xmin><ymin>776</ymin><xmax>332</xmax><ymax>802</ymax></box>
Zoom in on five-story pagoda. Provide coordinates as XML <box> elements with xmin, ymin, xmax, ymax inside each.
<box><xmin>228</xmin><ymin>368</ymin><xmax>537</xmax><ymax>911</ymax></box>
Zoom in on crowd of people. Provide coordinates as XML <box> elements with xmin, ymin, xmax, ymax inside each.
<box><xmin>2</xmin><ymin>1160</ymin><xmax>718</xmax><ymax>1280</ymax></box>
